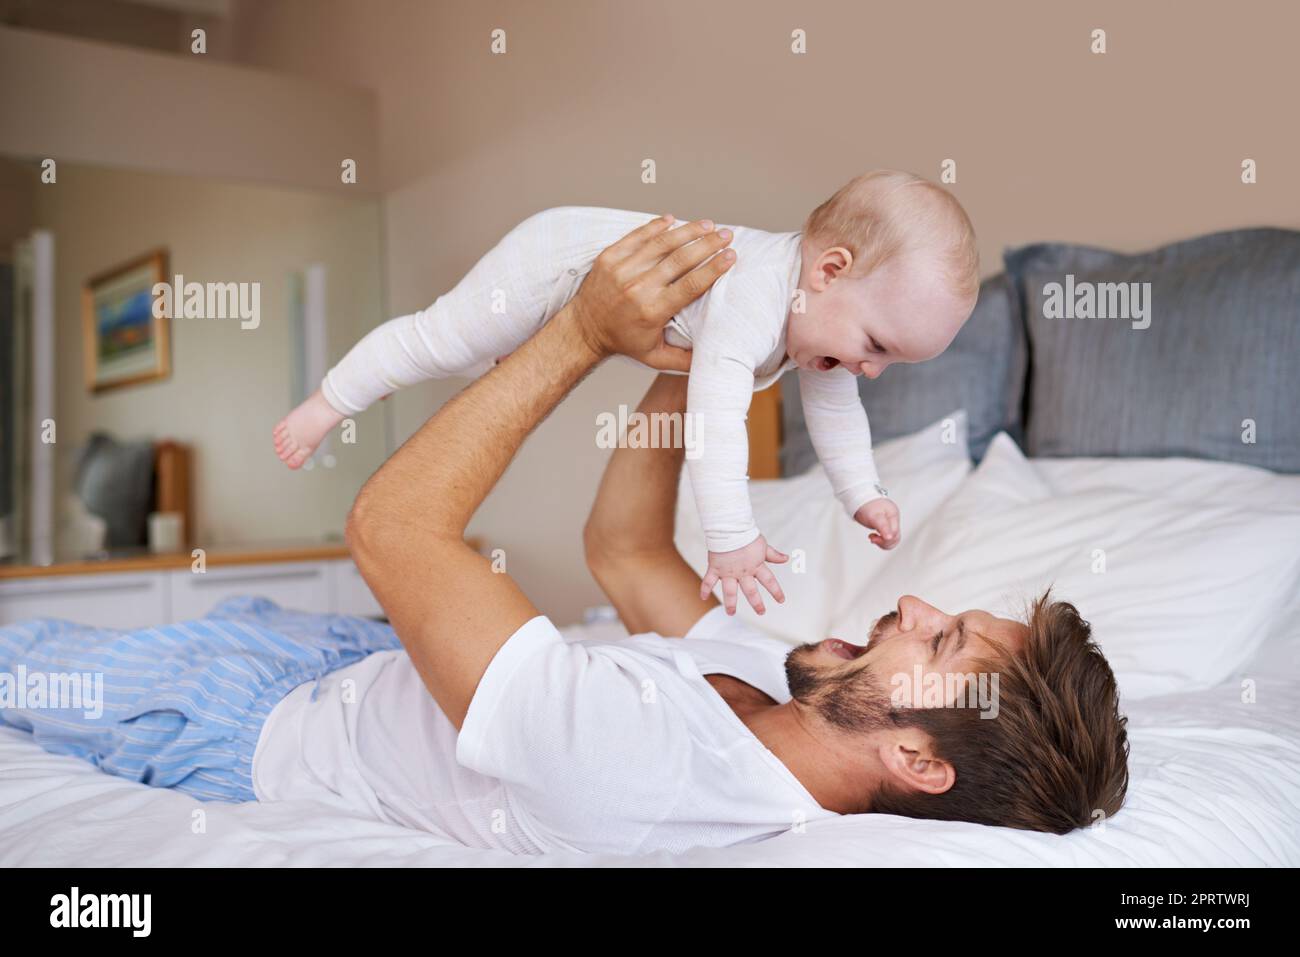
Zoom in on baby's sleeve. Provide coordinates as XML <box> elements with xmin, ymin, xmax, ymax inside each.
<box><xmin>797</xmin><ymin>366</ymin><xmax>884</xmax><ymax>517</ymax></box>
<box><xmin>685</xmin><ymin>267</ymin><xmax>784</xmax><ymax>554</ymax></box>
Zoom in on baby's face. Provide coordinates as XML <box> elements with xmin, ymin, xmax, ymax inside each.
<box><xmin>786</xmin><ymin>251</ymin><xmax>973</xmax><ymax>378</ymax></box>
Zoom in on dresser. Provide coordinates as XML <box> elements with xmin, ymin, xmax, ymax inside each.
<box><xmin>0</xmin><ymin>545</ymin><xmax>384</xmax><ymax>629</ymax></box>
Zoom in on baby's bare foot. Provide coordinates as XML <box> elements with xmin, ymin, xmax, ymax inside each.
<box><xmin>273</xmin><ymin>389</ymin><xmax>344</xmax><ymax>469</ymax></box>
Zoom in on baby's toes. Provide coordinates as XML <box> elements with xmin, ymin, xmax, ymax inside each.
<box><xmin>276</xmin><ymin>437</ymin><xmax>302</xmax><ymax>464</ymax></box>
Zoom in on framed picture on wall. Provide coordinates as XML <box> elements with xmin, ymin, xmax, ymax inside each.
<box><xmin>81</xmin><ymin>249</ymin><xmax>171</xmax><ymax>393</ymax></box>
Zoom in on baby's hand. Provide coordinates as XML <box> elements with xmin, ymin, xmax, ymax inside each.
<box><xmin>700</xmin><ymin>535</ymin><xmax>788</xmax><ymax>616</ymax></box>
<box><xmin>854</xmin><ymin>497</ymin><xmax>901</xmax><ymax>550</ymax></box>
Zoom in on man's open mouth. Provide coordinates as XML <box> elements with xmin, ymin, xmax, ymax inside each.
<box><xmin>815</xmin><ymin>357</ymin><xmax>840</xmax><ymax>371</ymax></box>
<box><xmin>822</xmin><ymin>638</ymin><xmax>867</xmax><ymax>660</ymax></box>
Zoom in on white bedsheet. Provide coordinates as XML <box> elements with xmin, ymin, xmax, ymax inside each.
<box><xmin>3</xmin><ymin>648</ymin><xmax>1297</xmax><ymax>866</ymax></box>
<box><xmin>3</xmin><ymin>443</ymin><xmax>1299</xmax><ymax>867</ymax></box>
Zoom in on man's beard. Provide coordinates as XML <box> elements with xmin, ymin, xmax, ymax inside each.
<box><xmin>784</xmin><ymin>646</ymin><xmax>894</xmax><ymax>733</ymax></box>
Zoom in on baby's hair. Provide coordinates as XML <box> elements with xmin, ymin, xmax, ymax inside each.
<box><xmin>802</xmin><ymin>170</ymin><xmax>980</xmax><ymax>302</ymax></box>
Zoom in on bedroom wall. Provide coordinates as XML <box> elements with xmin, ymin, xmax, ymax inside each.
<box><xmin>226</xmin><ymin>0</ymin><xmax>1300</xmax><ymax>623</ymax></box>
<box><xmin>0</xmin><ymin>157</ymin><xmax>35</xmax><ymax>264</ymax></box>
<box><xmin>0</xmin><ymin>25</ymin><xmax>390</xmax><ymax>555</ymax></box>
<box><xmin>28</xmin><ymin>163</ymin><xmax>388</xmax><ymax>547</ymax></box>
<box><xmin>0</xmin><ymin>24</ymin><xmax>379</xmax><ymax>196</ymax></box>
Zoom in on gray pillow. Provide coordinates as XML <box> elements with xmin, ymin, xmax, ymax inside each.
<box><xmin>781</xmin><ymin>271</ymin><xmax>1025</xmax><ymax>474</ymax></box>
<box><xmin>74</xmin><ymin>433</ymin><xmax>156</xmax><ymax>548</ymax></box>
<box><xmin>1006</xmin><ymin>228</ymin><xmax>1300</xmax><ymax>471</ymax></box>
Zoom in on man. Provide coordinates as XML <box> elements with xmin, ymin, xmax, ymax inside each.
<box><xmin>0</xmin><ymin>217</ymin><xmax>1128</xmax><ymax>854</ymax></box>
<box><xmin>343</xmin><ymin>214</ymin><xmax>1130</xmax><ymax>851</ymax></box>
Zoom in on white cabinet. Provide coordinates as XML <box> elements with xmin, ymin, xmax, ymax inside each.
<box><xmin>0</xmin><ymin>556</ymin><xmax>384</xmax><ymax>628</ymax></box>
<box><xmin>0</xmin><ymin>572</ymin><xmax>169</xmax><ymax>629</ymax></box>
<box><xmin>326</xmin><ymin>559</ymin><xmax>384</xmax><ymax>618</ymax></box>
<box><xmin>168</xmin><ymin>561</ymin><xmax>332</xmax><ymax>621</ymax></box>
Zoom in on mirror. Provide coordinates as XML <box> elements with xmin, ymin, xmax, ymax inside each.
<box><xmin>0</xmin><ymin>156</ymin><xmax>389</xmax><ymax>565</ymax></box>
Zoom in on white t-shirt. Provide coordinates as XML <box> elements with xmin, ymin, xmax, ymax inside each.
<box><xmin>252</xmin><ymin>607</ymin><xmax>836</xmax><ymax>855</ymax></box>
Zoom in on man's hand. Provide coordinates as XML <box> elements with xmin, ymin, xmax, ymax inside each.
<box><xmin>568</xmin><ymin>215</ymin><xmax>735</xmax><ymax>371</ymax></box>
<box><xmin>854</xmin><ymin>497</ymin><xmax>901</xmax><ymax>550</ymax></box>
<box><xmin>700</xmin><ymin>535</ymin><xmax>789</xmax><ymax>616</ymax></box>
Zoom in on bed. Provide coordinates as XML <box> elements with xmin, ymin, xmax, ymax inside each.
<box><xmin>2</xmin><ymin>226</ymin><xmax>1298</xmax><ymax>866</ymax></box>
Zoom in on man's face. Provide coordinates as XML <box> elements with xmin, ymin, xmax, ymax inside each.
<box><xmin>785</xmin><ymin>596</ymin><xmax>1029</xmax><ymax>724</ymax></box>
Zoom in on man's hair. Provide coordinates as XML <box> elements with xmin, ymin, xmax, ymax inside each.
<box><xmin>870</xmin><ymin>591</ymin><xmax>1130</xmax><ymax>834</ymax></box>
<box><xmin>802</xmin><ymin>169</ymin><xmax>980</xmax><ymax>302</ymax></box>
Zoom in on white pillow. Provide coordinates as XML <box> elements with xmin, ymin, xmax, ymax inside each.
<box><xmin>1033</xmin><ymin>453</ymin><xmax>1300</xmax><ymax>509</ymax></box>
<box><xmin>831</xmin><ymin>434</ymin><xmax>1300</xmax><ymax>698</ymax></box>
<box><xmin>675</xmin><ymin>411</ymin><xmax>972</xmax><ymax>646</ymax></box>
<box><xmin>1035</xmin><ymin>452</ymin><xmax>1300</xmax><ymax>664</ymax></box>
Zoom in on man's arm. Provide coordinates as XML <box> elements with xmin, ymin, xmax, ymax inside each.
<box><xmin>583</xmin><ymin>374</ymin><xmax>720</xmax><ymax>637</ymax></box>
<box><xmin>584</xmin><ymin>371</ymin><xmax>789</xmax><ymax>635</ymax></box>
<box><xmin>346</xmin><ymin>216</ymin><xmax>734</xmax><ymax>728</ymax></box>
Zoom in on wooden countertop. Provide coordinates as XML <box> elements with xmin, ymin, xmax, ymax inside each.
<box><xmin>0</xmin><ymin>543</ymin><xmax>352</xmax><ymax>580</ymax></box>
<box><xmin>0</xmin><ymin>538</ymin><xmax>486</xmax><ymax>580</ymax></box>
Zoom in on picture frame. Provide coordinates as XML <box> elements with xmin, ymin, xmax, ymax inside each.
<box><xmin>81</xmin><ymin>248</ymin><xmax>171</xmax><ymax>393</ymax></box>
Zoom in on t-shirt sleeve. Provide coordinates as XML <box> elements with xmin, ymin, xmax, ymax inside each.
<box><xmin>455</xmin><ymin>615</ymin><xmax>691</xmax><ymax>853</ymax></box>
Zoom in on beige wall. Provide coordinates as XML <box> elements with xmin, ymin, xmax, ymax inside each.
<box><xmin>224</xmin><ymin>0</ymin><xmax>1300</xmax><ymax>623</ymax></box>
<box><xmin>0</xmin><ymin>158</ymin><xmax>35</xmax><ymax>260</ymax></box>
<box><xmin>26</xmin><ymin>162</ymin><xmax>387</xmax><ymax>549</ymax></box>
<box><xmin>229</xmin><ymin>0</ymin><xmax>1297</xmax><ymax>245</ymax></box>
<box><xmin>0</xmin><ymin>25</ymin><xmax>379</xmax><ymax>195</ymax></box>
<box><xmin>0</xmin><ymin>0</ymin><xmax>229</xmax><ymax>57</ymax></box>
<box><xmin>0</xmin><ymin>24</ymin><xmax>389</xmax><ymax>556</ymax></box>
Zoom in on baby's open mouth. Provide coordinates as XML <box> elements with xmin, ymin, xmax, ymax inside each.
<box><xmin>815</xmin><ymin>357</ymin><xmax>840</xmax><ymax>371</ymax></box>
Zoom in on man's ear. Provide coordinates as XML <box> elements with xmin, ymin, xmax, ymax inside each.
<box><xmin>810</xmin><ymin>245</ymin><xmax>854</xmax><ymax>291</ymax></box>
<box><xmin>877</xmin><ymin>728</ymin><xmax>955</xmax><ymax>798</ymax></box>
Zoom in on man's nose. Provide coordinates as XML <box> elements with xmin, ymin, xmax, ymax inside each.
<box><xmin>897</xmin><ymin>595</ymin><xmax>947</xmax><ymax>631</ymax></box>
<box><xmin>859</xmin><ymin>362</ymin><xmax>878</xmax><ymax>379</ymax></box>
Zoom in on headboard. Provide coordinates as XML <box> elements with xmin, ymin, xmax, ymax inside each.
<box><xmin>746</xmin><ymin>384</ymin><xmax>783</xmax><ymax>480</ymax></box>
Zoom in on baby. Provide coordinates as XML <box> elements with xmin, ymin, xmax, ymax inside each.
<box><xmin>274</xmin><ymin>170</ymin><xmax>979</xmax><ymax>614</ymax></box>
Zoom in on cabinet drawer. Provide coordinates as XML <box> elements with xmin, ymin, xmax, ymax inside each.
<box><xmin>168</xmin><ymin>561</ymin><xmax>329</xmax><ymax>621</ymax></box>
<box><xmin>0</xmin><ymin>572</ymin><xmax>168</xmax><ymax>629</ymax></box>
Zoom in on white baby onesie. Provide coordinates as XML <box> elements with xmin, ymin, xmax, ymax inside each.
<box><xmin>320</xmin><ymin>206</ymin><xmax>883</xmax><ymax>552</ymax></box>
